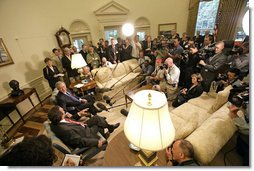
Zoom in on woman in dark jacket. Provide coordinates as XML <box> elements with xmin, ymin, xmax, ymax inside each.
<box><xmin>172</xmin><ymin>73</ymin><xmax>203</xmax><ymax>107</ymax></box>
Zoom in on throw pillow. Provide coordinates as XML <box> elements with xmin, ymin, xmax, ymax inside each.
<box><xmin>207</xmin><ymin>85</ymin><xmax>233</xmax><ymax>114</ymax></box>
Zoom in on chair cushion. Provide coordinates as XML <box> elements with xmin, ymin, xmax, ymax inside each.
<box><xmin>129</xmin><ymin>63</ymin><xmax>142</xmax><ymax>73</ymax></box>
<box><xmin>122</xmin><ymin>59</ymin><xmax>139</xmax><ymax>73</ymax></box>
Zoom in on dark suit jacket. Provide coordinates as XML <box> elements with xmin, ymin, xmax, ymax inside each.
<box><xmin>43</xmin><ymin>65</ymin><xmax>60</xmax><ymax>90</ymax></box>
<box><xmin>184</xmin><ymin>84</ymin><xmax>203</xmax><ymax>100</ymax></box>
<box><xmin>56</xmin><ymin>91</ymin><xmax>82</xmax><ymax>112</ymax></box>
<box><xmin>50</xmin><ymin>122</ymin><xmax>100</xmax><ymax>149</ymax></box>
<box><xmin>200</xmin><ymin>52</ymin><xmax>227</xmax><ymax>92</ymax></box>
<box><xmin>61</xmin><ymin>55</ymin><xmax>78</xmax><ymax>77</ymax></box>
<box><xmin>108</xmin><ymin>45</ymin><xmax>117</xmax><ymax>63</ymax></box>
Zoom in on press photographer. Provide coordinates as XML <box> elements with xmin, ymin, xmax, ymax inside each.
<box><xmin>199</xmin><ymin>41</ymin><xmax>227</xmax><ymax>92</ymax></box>
<box><xmin>227</xmin><ymin>85</ymin><xmax>249</xmax><ymax>166</ymax></box>
<box><xmin>215</xmin><ymin>67</ymin><xmax>242</xmax><ymax>92</ymax></box>
<box><xmin>229</xmin><ymin>42</ymin><xmax>249</xmax><ymax>80</ymax></box>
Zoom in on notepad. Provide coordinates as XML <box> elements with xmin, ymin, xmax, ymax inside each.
<box><xmin>61</xmin><ymin>154</ymin><xmax>80</xmax><ymax>166</ymax></box>
<box><xmin>74</xmin><ymin>84</ymin><xmax>84</xmax><ymax>88</ymax></box>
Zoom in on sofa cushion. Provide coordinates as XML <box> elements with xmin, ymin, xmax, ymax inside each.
<box><xmin>92</xmin><ymin>67</ymin><xmax>112</xmax><ymax>84</ymax></box>
<box><xmin>170</xmin><ymin>113</ymin><xmax>198</xmax><ymax>139</ymax></box>
<box><xmin>171</xmin><ymin>102</ymin><xmax>211</xmax><ymax>127</ymax></box>
<box><xmin>186</xmin><ymin>104</ymin><xmax>237</xmax><ymax>165</ymax></box>
<box><xmin>100</xmin><ymin>78</ymin><xmax>122</xmax><ymax>89</ymax></box>
<box><xmin>129</xmin><ymin>63</ymin><xmax>142</xmax><ymax>73</ymax></box>
<box><xmin>119</xmin><ymin>72</ymin><xmax>140</xmax><ymax>84</ymax></box>
<box><xmin>112</xmin><ymin>63</ymin><xmax>127</xmax><ymax>78</ymax></box>
<box><xmin>207</xmin><ymin>85</ymin><xmax>232</xmax><ymax>114</ymax></box>
<box><xmin>122</xmin><ymin>59</ymin><xmax>139</xmax><ymax>73</ymax></box>
<box><xmin>188</xmin><ymin>92</ymin><xmax>216</xmax><ymax>111</ymax></box>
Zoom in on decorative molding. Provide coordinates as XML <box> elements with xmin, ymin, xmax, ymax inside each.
<box><xmin>69</xmin><ymin>20</ymin><xmax>90</xmax><ymax>34</ymax></box>
<box><xmin>94</xmin><ymin>1</ymin><xmax>129</xmax><ymax>16</ymax></box>
<box><xmin>94</xmin><ymin>1</ymin><xmax>129</xmax><ymax>23</ymax></box>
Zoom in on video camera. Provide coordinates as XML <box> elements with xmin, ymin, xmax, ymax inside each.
<box><xmin>229</xmin><ymin>45</ymin><xmax>244</xmax><ymax>55</ymax></box>
<box><xmin>160</xmin><ymin>63</ymin><xmax>168</xmax><ymax>70</ymax></box>
<box><xmin>198</xmin><ymin>45</ymin><xmax>216</xmax><ymax>60</ymax></box>
<box><xmin>215</xmin><ymin>74</ymin><xmax>228</xmax><ymax>82</ymax></box>
<box><xmin>228</xmin><ymin>83</ymin><xmax>249</xmax><ymax>109</ymax></box>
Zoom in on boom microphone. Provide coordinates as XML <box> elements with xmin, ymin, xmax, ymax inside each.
<box><xmin>95</xmin><ymin>87</ymin><xmax>112</xmax><ymax>93</ymax></box>
<box><xmin>120</xmin><ymin>109</ymin><xmax>129</xmax><ymax>116</ymax></box>
<box><xmin>96</xmin><ymin>102</ymin><xmax>109</xmax><ymax>112</ymax></box>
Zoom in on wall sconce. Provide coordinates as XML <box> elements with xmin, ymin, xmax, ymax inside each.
<box><xmin>124</xmin><ymin>90</ymin><xmax>175</xmax><ymax>166</ymax></box>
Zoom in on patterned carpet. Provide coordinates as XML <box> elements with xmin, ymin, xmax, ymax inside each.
<box><xmin>13</xmin><ymin>103</ymin><xmax>54</xmax><ymax>139</ymax></box>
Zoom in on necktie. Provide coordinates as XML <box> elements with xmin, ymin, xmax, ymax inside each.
<box><xmin>66</xmin><ymin>92</ymin><xmax>80</xmax><ymax>102</ymax></box>
<box><xmin>64</xmin><ymin>118</ymin><xmax>87</xmax><ymax>127</ymax></box>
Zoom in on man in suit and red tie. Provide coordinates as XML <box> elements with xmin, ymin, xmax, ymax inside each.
<box><xmin>48</xmin><ymin>106</ymin><xmax>120</xmax><ymax>150</ymax></box>
<box><xmin>55</xmin><ymin>81</ymin><xmax>99</xmax><ymax>116</ymax></box>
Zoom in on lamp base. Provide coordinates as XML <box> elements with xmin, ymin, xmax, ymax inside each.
<box><xmin>138</xmin><ymin>150</ymin><xmax>158</xmax><ymax>166</ymax></box>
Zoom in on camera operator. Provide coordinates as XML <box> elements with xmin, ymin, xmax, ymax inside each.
<box><xmin>199</xmin><ymin>41</ymin><xmax>227</xmax><ymax>92</ymax></box>
<box><xmin>159</xmin><ymin>57</ymin><xmax>180</xmax><ymax>100</ymax></box>
<box><xmin>180</xmin><ymin>46</ymin><xmax>200</xmax><ymax>88</ymax></box>
<box><xmin>215</xmin><ymin>68</ymin><xmax>242</xmax><ymax>92</ymax></box>
<box><xmin>154</xmin><ymin>39</ymin><xmax>168</xmax><ymax>62</ymax></box>
<box><xmin>146</xmin><ymin>58</ymin><xmax>164</xmax><ymax>85</ymax></box>
<box><xmin>168</xmin><ymin>37</ymin><xmax>184</xmax><ymax>58</ymax></box>
<box><xmin>229</xmin><ymin>42</ymin><xmax>249</xmax><ymax>80</ymax></box>
<box><xmin>227</xmin><ymin>88</ymin><xmax>249</xmax><ymax>166</ymax></box>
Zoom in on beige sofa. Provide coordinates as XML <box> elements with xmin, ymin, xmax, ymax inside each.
<box><xmin>170</xmin><ymin>85</ymin><xmax>237</xmax><ymax>165</ymax></box>
<box><xmin>91</xmin><ymin>59</ymin><xmax>142</xmax><ymax>96</ymax></box>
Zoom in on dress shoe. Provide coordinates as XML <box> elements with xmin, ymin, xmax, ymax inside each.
<box><xmin>103</xmin><ymin>131</ymin><xmax>110</xmax><ymax>139</ymax></box>
<box><xmin>108</xmin><ymin>123</ymin><xmax>120</xmax><ymax>133</ymax></box>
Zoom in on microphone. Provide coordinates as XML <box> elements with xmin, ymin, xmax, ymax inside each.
<box><xmin>96</xmin><ymin>102</ymin><xmax>109</xmax><ymax>112</ymax></box>
<box><xmin>103</xmin><ymin>95</ymin><xmax>111</xmax><ymax>103</ymax></box>
<box><xmin>120</xmin><ymin>109</ymin><xmax>128</xmax><ymax>116</ymax></box>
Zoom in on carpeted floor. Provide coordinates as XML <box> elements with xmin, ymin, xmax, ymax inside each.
<box><xmin>8</xmin><ymin>93</ymin><xmax>244</xmax><ymax>166</ymax></box>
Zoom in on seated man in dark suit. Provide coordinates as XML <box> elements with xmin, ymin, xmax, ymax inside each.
<box><xmin>48</xmin><ymin>106</ymin><xmax>120</xmax><ymax>150</ymax></box>
<box><xmin>55</xmin><ymin>81</ymin><xmax>99</xmax><ymax>115</ymax></box>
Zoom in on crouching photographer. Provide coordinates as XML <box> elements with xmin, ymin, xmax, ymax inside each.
<box><xmin>215</xmin><ymin>68</ymin><xmax>242</xmax><ymax>93</ymax></box>
<box><xmin>227</xmin><ymin>85</ymin><xmax>249</xmax><ymax>166</ymax></box>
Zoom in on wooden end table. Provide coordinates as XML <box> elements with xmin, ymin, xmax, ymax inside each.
<box><xmin>124</xmin><ymin>84</ymin><xmax>153</xmax><ymax>108</ymax></box>
<box><xmin>69</xmin><ymin>80</ymin><xmax>96</xmax><ymax>95</ymax></box>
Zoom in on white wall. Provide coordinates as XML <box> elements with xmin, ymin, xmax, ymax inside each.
<box><xmin>0</xmin><ymin>0</ymin><xmax>189</xmax><ymax>100</ymax></box>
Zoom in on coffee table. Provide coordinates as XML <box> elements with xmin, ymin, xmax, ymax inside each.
<box><xmin>124</xmin><ymin>84</ymin><xmax>153</xmax><ymax>108</ymax></box>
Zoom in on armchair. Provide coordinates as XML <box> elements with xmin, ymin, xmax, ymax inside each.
<box><xmin>43</xmin><ymin>121</ymin><xmax>104</xmax><ymax>164</ymax></box>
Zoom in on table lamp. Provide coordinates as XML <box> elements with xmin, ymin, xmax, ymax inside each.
<box><xmin>124</xmin><ymin>90</ymin><xmax>175</xmax><ymax>166</ymax></box>
<box><xmin>71</xmin><ymin>53</ymin><xmax>87</xmax><ymax>78</ymax></box>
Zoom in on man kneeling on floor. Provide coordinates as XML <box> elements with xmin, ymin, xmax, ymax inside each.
<box><xmin>48</xmin><ymin>106</ymin><xmax>120</xmax><ymax>150</ymax></box>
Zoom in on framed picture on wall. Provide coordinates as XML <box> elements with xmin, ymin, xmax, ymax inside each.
<box><xmin>55</xmin><ymin>27</ymin><xmax>71</xmax><ymax>48</ymax></box>
<box><xmin>158</xmin><ymin>23</ymin><xmax>177</xmax><ymax>37</ymax></box>
<box><xmin>0</xmin><ymin>38</ymin><xmax>14</xmax><ymax>67</ymax></box>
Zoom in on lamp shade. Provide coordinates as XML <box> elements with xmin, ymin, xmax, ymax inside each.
<box><xmin>71</xmin><ymin>53</ymin><xmax>87</xmax><ymax>69</ymax></box>
<box><xmin>124</xmin><ymin>90</ymin><xmax>175</xmax><ymax>151</ymax></box>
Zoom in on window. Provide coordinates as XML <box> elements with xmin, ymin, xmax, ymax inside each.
<box><xmin>195</xmin><ymin>0</ymin><xmax>220</xmax><ymax>35</ymax></box>
<box><xmin>104</xmin><ymin>26</ymin><xmax>120</xmax><ymax>43</ymax></box>
<box><xmin>137</xmin><ymin>31</ymin><xmax>146</xmax><ymax>41</ymax></box>
<box><xmin>73</xmin><ymin>38</ymin><xmax>84</xmax><ymax>52</ymax></box>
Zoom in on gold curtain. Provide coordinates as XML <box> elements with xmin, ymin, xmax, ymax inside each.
<box><xmin>186</xmin><ymin>0</ymin><xmax>200</xmax><ymax>37</ymax></box>
<box><xmin>216</xmin><ymin>0</ymin><xmax>247</xmax><ymax>41</ymax></box>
